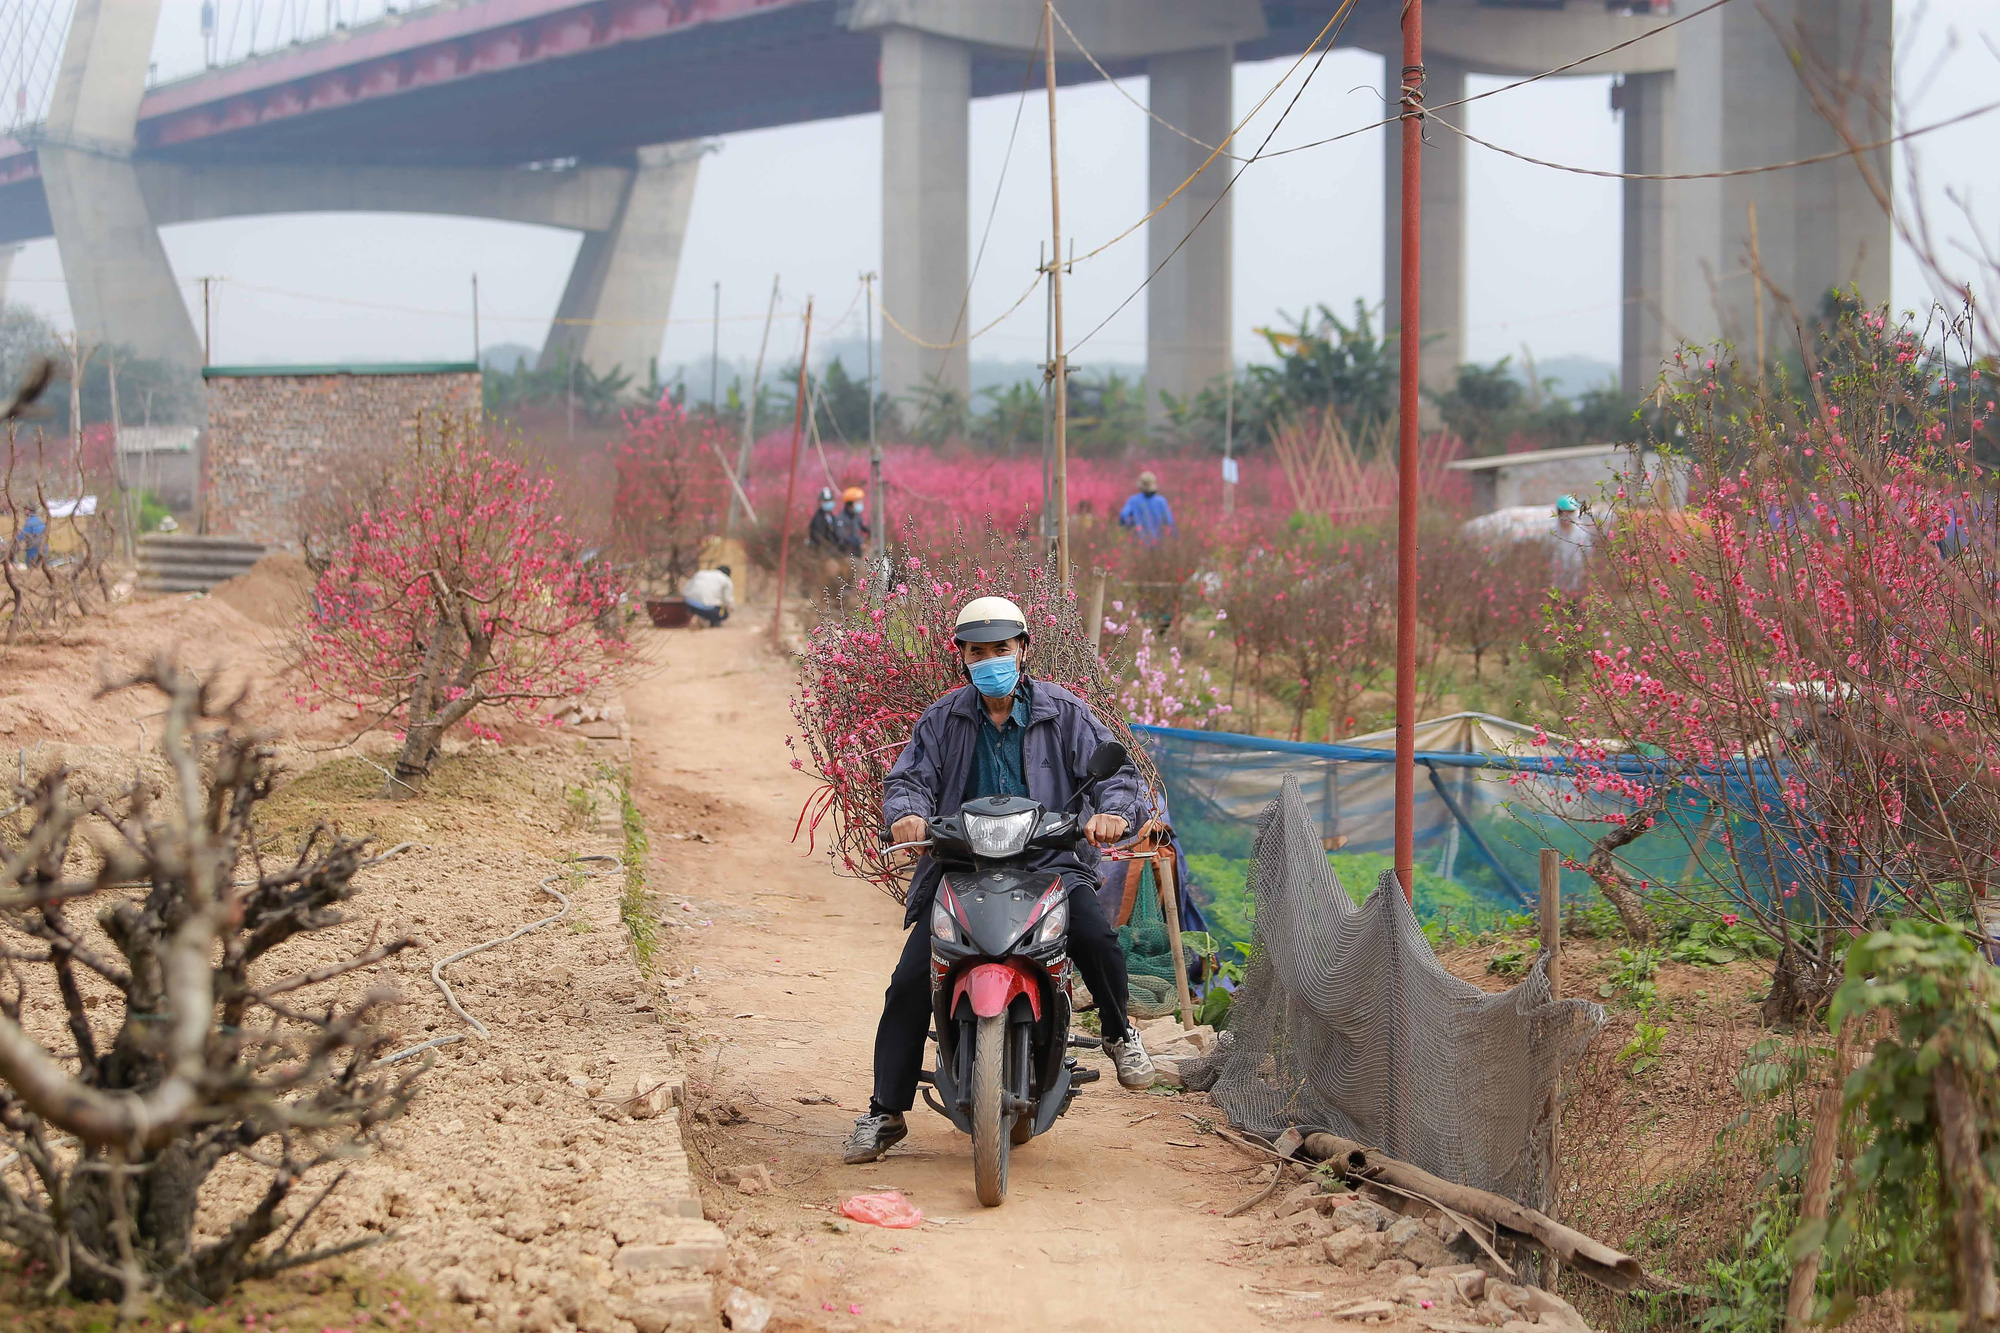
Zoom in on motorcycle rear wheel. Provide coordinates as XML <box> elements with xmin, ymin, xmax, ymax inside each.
<box><xmin>971</xmin><ymin>1013</ymin><xmax>1011</xmax><ymax>1206</ymax></box>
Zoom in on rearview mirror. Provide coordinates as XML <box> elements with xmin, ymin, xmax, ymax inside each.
<box><xmin>1085</xmin><ymin>741</ymin><xmax>1128</xmax><ymax>783</ymax></box>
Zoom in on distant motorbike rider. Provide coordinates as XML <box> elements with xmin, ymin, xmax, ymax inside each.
<box><xmin>808</xmin><ymin>487</ymin><xmax>842</xmax><ymax>555</ymax></box>
<box><xmin>844</xmin><ymin>596</ymin><xmax>1156</xmax><ymax>1164</ymax></box>
<box><xmin>835</xmin><ymin>486</ymin><xmax>870</xmax><ymax>557</ymax></box>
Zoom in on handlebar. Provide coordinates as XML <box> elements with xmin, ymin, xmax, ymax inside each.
<box><xmin>881</xmin><ymin>839</ymin><xmax>934</xmax><ymax>856</ymax></box>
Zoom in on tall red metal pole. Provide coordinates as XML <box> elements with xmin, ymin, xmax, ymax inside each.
<box><xmin>1392</xmin><ymin>1</ymin><xmax>1425</xmax><ymax>904</ymax></box>
<box><xmin>771</xmin><ymin>297</ymin><xmax>813</xmax><ymax>646</ymax></box>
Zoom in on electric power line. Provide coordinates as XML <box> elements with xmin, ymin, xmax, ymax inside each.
<box><xmin>1428</xmin><ymin>96</ymin><xmax>2000</xmax><ymax>183</ymax></box>
<box><xmin>1069</xmin><ymin>0</ymin><xmax>1365</xmax><ymax>353</ymax></box>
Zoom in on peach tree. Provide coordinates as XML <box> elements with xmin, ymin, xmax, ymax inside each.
<box><xmin>303</xmin><ymin>422</ymin><xmax>623</xmax><ymax>798</ymax></box>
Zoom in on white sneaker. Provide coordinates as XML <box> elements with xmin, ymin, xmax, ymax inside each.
<box><xmin>1104</xmin><ymin>1032</ymin><xmax>1157</xmax><ymax>1089</ymax></box>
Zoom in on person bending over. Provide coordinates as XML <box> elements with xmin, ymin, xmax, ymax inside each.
<box><xmin>843</xmin><ymin>595</ymin><xmax>1156</xmax><ymax>1163</ymax></box>
<box><xmin>680</xmin><ymin>563</ymin><xmax>734</xmax><ymax>627</ymax></box>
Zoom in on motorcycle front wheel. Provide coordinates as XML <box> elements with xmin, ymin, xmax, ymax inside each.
<box><xmin>970</xmin><ymin>1012</ymin><xmax>1011</xmax><ymax>1206</ymax></box>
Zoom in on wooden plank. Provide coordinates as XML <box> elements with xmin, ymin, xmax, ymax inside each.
<box><xmin>1155</xmin><ymin>841</ymin><xmax>1196</xmax><ymax>1031</ymax></box>
<box><xmin>1085</xmin><ymin>568</ymin><xmax>1108</xmax><ymax>654</ymax></box>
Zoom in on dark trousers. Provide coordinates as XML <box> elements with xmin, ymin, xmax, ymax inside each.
<box><xmin>871</xmin><ymin>872</ymin><xmax>1130</xmax><ymax>1115</ymax></box>
<box><xmin>686</xmin><ymin>601</ymin><xmax>727</xmax><ymax>627</ymax></box>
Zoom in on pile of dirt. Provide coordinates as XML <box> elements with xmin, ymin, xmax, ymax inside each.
<box><xmin>0</xmin><ymin>589</ymin><xmax>294</xmax><ymax>749</ymax></box>
<box><xmin>208</xmin><ymin>550</ymin><xmax>315</xmax><ymax>628</ymax></box>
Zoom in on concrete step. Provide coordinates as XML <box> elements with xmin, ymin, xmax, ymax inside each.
<box><xmin>138</xmin><ymin>552</ymin><xmax>263</xmax><ymax>575</ymax></box>
<box><xmin>137</xmin><ymin>558</ymin><xmax>263</xmax><ymax>578</ymax></box>
<box><xmin>138</xmin><ymin>575</ymin><xmax>253</xmax><ymax>593</ymax></box>
<box><xmin>139</xmin><ymin>534</ymin><xmax>266</xmax><ymax>556</ymax></box>
<box><xmin>136</xmin><ymin>532</ymin><xmax>262</xmax><ymax>588</ymax></box>
<box><xmin>136</xmin><ymin>534</ymin><xmax>265</xmax><ymax>592</ymax></box>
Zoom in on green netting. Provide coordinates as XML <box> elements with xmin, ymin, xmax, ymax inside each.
<box><xmin>1137</xmin><ymin>714</ymin><xmax>1809</xmax><ymax>949</ymax></box>
<box><xmin>1118</xmin><ymin>861</ymin><xmax>1189</xmax><ymax>1018</ymax></box>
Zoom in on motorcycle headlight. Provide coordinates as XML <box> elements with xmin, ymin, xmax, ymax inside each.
<box><xmin>1033</xmin><ymin>895</ymin><xmax>1069</xmax><ymax>946</ymax></box>
<box><xmin>930</xmin><ymin>896</ymin><xmax>958</xmax><ymax>942</ymax></box>
<box><xmin>961</xmin><ymin>809</ymin><xmax>1037</xmax><ymax>859</ymax></box>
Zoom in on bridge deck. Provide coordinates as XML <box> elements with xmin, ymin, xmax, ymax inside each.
<box><xmin>0</xmin><ymin>1</ymin><xmax>1387</xmax><ymax>245</ymax></box>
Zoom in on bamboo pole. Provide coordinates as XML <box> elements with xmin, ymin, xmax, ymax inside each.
<box><xmin>1043</xmin><ymin>0</ymin><xmax>1069</xmax><ymax>593</ymax></box>
<box><xmin>1539</xmin><ymin>846</ymin><xmax>1563</xmax><ymax>1286</ymax></box>
<box><xmin>1085</xmin><ymin>569</ymin><xmax>1107</xmax><ymax>654</ymax></box>
<box><xmin>865</xmin><ymin>270</ymin><xmax>884</xmax><ymax>565</ymax></box>
<box><xmin>1390</xmin><ymin>0</ymin><xmax>1426</xmax><ymax>904</ymax></box>
<box><xmin>771</xmin><ymin>298</ymin><xmax>813</xmax><ymax>646</ymax></box>
<box><xmin>1155</xmin><ymin>841</ymin><xmax>1196</xmax><ymax>1032</ymax></box>
<box><xmin>728</xmin><ymin>276</ymin><xmax>781</xmax><ymax>537</ymax></box>
<box><xmin>1539</xmin><ymin>848</ymin><xmax>1562</xmax><ymax>996</ymax></box>
<box><xmin>1301</xmin><ymin>1132</ymin><xmax>1663</xmax><ymax>1293</ymax></box>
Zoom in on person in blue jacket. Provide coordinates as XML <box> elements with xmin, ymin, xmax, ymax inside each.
<box><xmin>1118</xmin><ymin>471</ymin><xmax>1175</xmax><ymax>543</ymax></box>
<box><xmin>843</xmin><ymin>595</ymin><xmax>1157</xmax><ymax>1163</ymax></box>
<box><xmin>16</xmin><ymin>509</ymin><xmax>46</xmax><ymax>566</ymax></box>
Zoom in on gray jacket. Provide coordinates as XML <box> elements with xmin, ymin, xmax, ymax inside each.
<box><xmin>883</xmin><ymin>678</ymin><xmax>1143</xmax><ymax>928</ymax></box>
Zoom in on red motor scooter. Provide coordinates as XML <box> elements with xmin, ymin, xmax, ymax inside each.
<box><xmin>883</xmin><ymin>741</ymin><xmax>1127</xmax><ymax>1205</ymax></box>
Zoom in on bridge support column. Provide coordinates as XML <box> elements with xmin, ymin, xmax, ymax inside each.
<box><xmin>879</xmin><ymin>26</ymin><xmax>970</xmax><ymax>415</ymax></box>
<box><xmin>1620</xmin><ymin>71</ymin><xmax>1676</xmax><ymax>396</ymax></box>
<box><xmin>539</xmin><ymin>142</ymin><xmax>704</xmax><ymax>381</ymax></box>
<box><xmin>1671</xmin><ymin>0</ymin><xmax>1890</xmax><ymax>363</ymax></box>
<box><xmin>41</xmin><ymin>0</ymin><xmax>202</xmax><ymax>370</ymax></box>
<box><xmin>1146</xmin><ymin>45</ymin><xmax>1234</xmax><ymax>426</ymax></box>
<box><xmin>1382</xmin><ymin>55</ymin><xmax>1467</xmax><ymax>411</ymax></box>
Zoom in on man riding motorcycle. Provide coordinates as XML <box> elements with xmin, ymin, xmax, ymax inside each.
<box><xmin>808</xmin><ymin>487</ymin><xmax>842</xmax><ymax>555</ymax></box>
<box><xmin>844</xmin><ymin>596</ymin><xmax>1157</xmax><ymax>1163</ymax></box>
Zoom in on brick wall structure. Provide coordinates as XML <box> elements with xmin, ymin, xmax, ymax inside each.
<box><xmin>201</xmin><ymin>363</ymin><xmax>481</xmax><ymax>549</ymax></box>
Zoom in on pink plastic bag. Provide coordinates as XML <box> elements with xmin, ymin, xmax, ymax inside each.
<box><xmin>841</xmin><ymin>1190</ymin><xmax>924</xmax><ymax>1229</ymax></box>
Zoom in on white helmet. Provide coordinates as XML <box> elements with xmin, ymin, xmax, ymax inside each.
<box><xmin>953</xmin><ymin>595</ymin><xmax>1028</xmax><ymax>644</ymax></box>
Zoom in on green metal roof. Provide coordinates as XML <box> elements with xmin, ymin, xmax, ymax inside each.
<box><xmin>202</xmin><ymin>362</ymin><xmax>480</xmax><ymax>378</ymax></box>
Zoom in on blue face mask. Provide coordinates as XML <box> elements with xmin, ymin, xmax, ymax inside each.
<box><xmin>967</xmin><ymin>655</ymin><xmax>1020</xmax><ymax>699</ymax></box>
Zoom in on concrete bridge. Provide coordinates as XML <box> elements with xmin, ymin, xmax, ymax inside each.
<box><xmin>1</xmin><ymin>0</ymin><xmax>1889</xmax><ymax>412</ymax></box>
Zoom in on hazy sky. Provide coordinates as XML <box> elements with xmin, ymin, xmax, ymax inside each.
<box><xmin>4</xmin><ymin>0</ymin><xmax>1995</xmax><ymax>382</ymax></box>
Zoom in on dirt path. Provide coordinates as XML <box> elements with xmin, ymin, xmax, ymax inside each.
<box><xmin>624</xmin><ymin>620</ymin><xmax>1408</xmax><ymax>1333</ymax></box>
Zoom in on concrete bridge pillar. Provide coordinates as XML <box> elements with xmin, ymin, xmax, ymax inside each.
<box><xmin>1146</xmin><ymin>45</ymin><xmax>1233</xmax><ymax>424</ymax></box>
<box><xmin>1382</xmin><ymin>55</ymin><xmax>1468</xmax><ymax>410</ymax></box>
<box><xmin>878</xmin><ymin>26</ymin><xmax>971</xmax><ymax>414</ymax></box>
<box><xmin>1620</xmin><ymin>71</ymin><xmax>1676</xmax><ymax>396</ymax></box>
<box><xmin>1669</xmin><ymin>0</ymin><xmax>1890</xmax><ymax>366</ymax></box>
<box><xmin>538</xmin><ymin>142</ymin><xmax>705</xmax><ymax>381</ymax></box>
<box><xmin>41</xmin><ymin>0</ymin><xmax>203</xmax><ymax>370</ymax></box>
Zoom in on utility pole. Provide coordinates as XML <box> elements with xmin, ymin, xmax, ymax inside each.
<box><xmin>728</xmin><ymin>276</ymin><xmax>781</xmax><ymax>537</ymax></box>
<box><xmin>1391</xmin><ymin>0</ymin><xmax>1426</xmax><ymax>905</ymax></box>
<box><xmin>709</xmin><ymin>280</ymin><xmax>721</xmax><ymax>412</ymax></box>
<box><xmin>1042</xmin><ymin>0</ymin><xmax>1070</xmax><ymax>593</ymax></box>
<box><xmin>864</xmin><ymin>270</ymin><xmax>884</xmax><ymax>565</ymax></box>
<box><xmin>1222</xmin><ymin>371</ymin><xmax>1236</xmax><ymax>517</ymax></box>
<box><xmin>1748</xmin><ymin>202</ymin><xmax>1766</xmax><ymax>391</ymax></box>
<box><xmin>1041</xmin><ymin>240</ymin><xmax>1053</xmax><ymax>558</ymax></box>
<box><xmin>66</xmin><ymin>333</ymin><xmax>89</xmax><ymax>488</ymax></box>
<box><xmin>470</xmin><ymin>273</ymin><xmax>481</xmax><ymax>364</ymax></box>
<box><xmin>199</xmin><ymin>277</ymin><xmax>215</xmax><ymax>366</ymax></box>
<box><xmin>108</xmin><ymin>351</ymin><xmax>131</xmax><ymax>560</ymax></box>
<box><xmin>773</xmin><ymin>298</ymin><xmax>813</xmax><ymax>647</ymax></box>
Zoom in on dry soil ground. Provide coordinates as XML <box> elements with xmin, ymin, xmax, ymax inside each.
<box><xmin>0</xmin><ymin>575</ymin><xmax>1569</xmax><ymax>1333</ymax></box>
